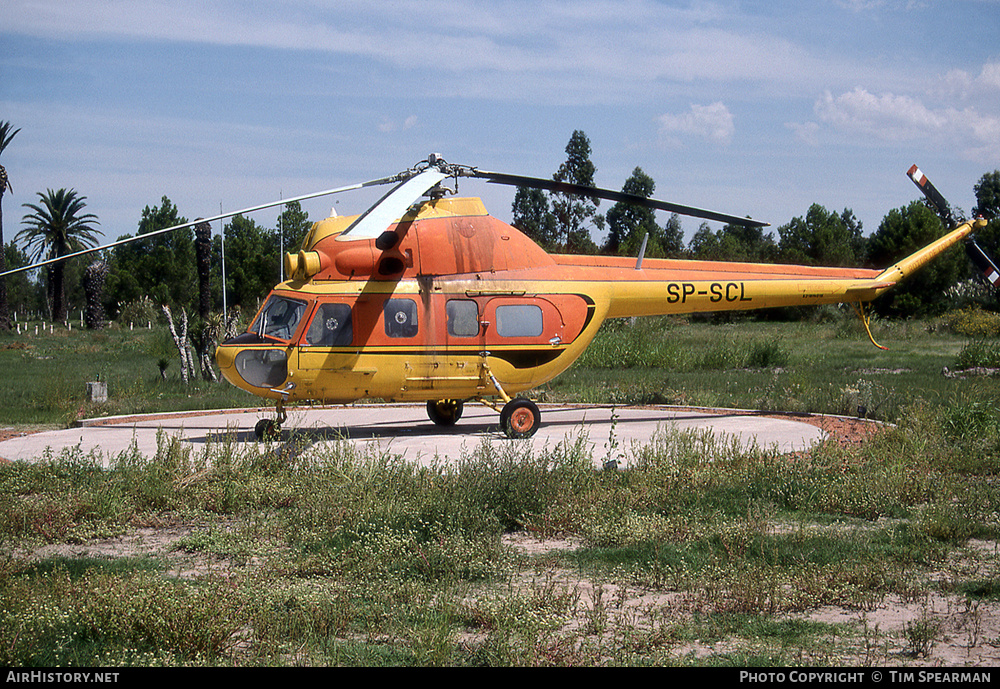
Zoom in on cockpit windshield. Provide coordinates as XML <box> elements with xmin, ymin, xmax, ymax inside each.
<box><xmin>250</xmin><ymin>295</ymin><xmax>307</xmax><ymax>342</ymax></box>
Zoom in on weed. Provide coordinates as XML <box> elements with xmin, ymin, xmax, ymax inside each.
<box><xmin>903</xmin><ymin>608</ymin><xmax>941</xmax><ymax>658</ymax></box>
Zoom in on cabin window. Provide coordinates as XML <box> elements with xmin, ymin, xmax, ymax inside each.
<box><xmin>384</xmin><ymin>298</ymin><xmax>418</xmax><ymax>338</ymax></box>
<box><xmin>304</xmin><ymin>302</ymin><xmax>353</xmax><ymax>346</ymax></box>
<box><xmin>496</xmin><ymin>304</ymin><xmax>543</xmax><ymax>338</ymax></box>
<box><xmin>446</xmin><ymin>299</ymin><xmax>479</xmax><ymax>337</ymax></box>
<box><xmin>251</xmin><ymin>295</ymin><xmax>307</xmax><ymax>342</ymax></box>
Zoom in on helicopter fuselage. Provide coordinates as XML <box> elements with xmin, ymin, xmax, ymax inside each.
<box><xmin>215</xmin><ymin>195</ymin><xmax>982</xmax><ymax>412</ymax></box>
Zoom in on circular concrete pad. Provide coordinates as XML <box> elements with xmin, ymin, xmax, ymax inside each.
<box><xmin>0</xmin><ymin>404</ymin><xmax>826</xmax><ymax>468</ymax></box>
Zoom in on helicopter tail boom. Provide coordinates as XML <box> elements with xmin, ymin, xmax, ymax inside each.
<box><xmin>872</xmin><ymin>218</ymin><xmax>985</xmax><ymax>291</ymax></box>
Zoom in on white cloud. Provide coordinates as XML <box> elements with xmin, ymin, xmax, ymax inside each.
<box><xmin>786</xmin><ymin>121</ymin><xmax>821</xmax><ymax>146</ymax></box>
<box><xmin>978</xmin><ymin>62</ymin><xmax>1000</xmax><ymax>90</ymax></box>
<box><xmin>813</xmin><ymin>86</ymin><xmax>1000</xmax><ymax>161</ymax></box>
<box><xmin>932</xmin><ymin>62</ymin><xmax>1000</xmax><ymax>100</ymax></box>
<box><xmin>2</xmin><ymin>0</ymin><xmax>837</xmax><ymax>105</ymax></box>
<box><xmin>377</xmin><ymin>115</ymin><xmax>419</xmax><ymax>133</ymax></box>
<box><xmin>658</xmin><ymin>102</ymin><xmax>735</xmax><ymax>146</ymax></box>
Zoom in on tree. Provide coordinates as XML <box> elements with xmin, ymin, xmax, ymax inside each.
<box><xmin>660</xmin><ymin>213</ymin><xmax>685</xmax><ymax>258</ymax></box>
<box><xmin>194</xmin><ymin>219</ymin><xmax>212</xmax><ymax>320</ymax></box>
<box><xmin>216</xmin><ymin>214</ymin><xmax>278</xmax><ymax>311</ymax></box>
<box><xmin>973</xmin><ymin>170</ymin><xmax>1000</xmax><ymax>221</ymax></box>
<box><xmin>3</xmin><ymin>241</ymin><xmax>37</xmax><ymax>317</ymax></box>
<box><xmin>969</xmin><ymin>171</ymin><xmax>1000</xmax><ymax>272</ymax></box>
<box><xmin>18</xmin><ymin>189</ymin><xmax>101</xmax><ymax>322</ymax></box>
<box><xmin>603</xmin><ymin>167</ymin><xmax>684</xmax><ymax>257</ymax></box>
<box><xmin>777</xmin><ymin>204</ymin><xmax>865</xmax><ymax>267</ymax></box>
<box><xmin>104</xmin><ymin>197</ymin><xmax>195</xmax><ymax>318</ymax></box>
<box><xmin>511</xmin><ymin>186</ymin><xmax>558</xmax><ymax>248</ymax></box>
<box><xmin>868</xmin><ymin>200</ymin><xmax>965</xmax><ymax>317</ymax></box>
<box><xmin>551</xmin><ymin>130</ymin><xmax>601</xmax><ymax>254</ymax></box>
<box><xmin>82</xmin><ymin>260</ymin><xmax>107</xmax><ymax>329</ymax></box>
<box><xmin>277</xmin><ymin>201</ymin><xmax>311</xmax><ymax>257</ymax></box>
<box><xmin>0</xmin><ymin>121</ymin><xmax>21</xmax><ymax>330</ymax></box>
<box><xmin>689</xmin><ymin>221</ymin><xmax>777</xmax><ymax>262</ymax></box>
<box><xmin>688</xmin><ymin>222</ymin><xmax>720</xmax><ymax>259</ymax></box>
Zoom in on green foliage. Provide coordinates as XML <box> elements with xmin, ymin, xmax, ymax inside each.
<box><xmin>511</xmin><ymin>187</ymin><xmax>558</xmax><ymax>249</ymax></box>
<box><xmin>868</xmin><ymin>201</ymin><xmax>967</xmax><ymax>318</ymax></box>
<box><xmin>511</xmin><ymin>131</ymin><xmax>603</xmax><ymax>254</ymax></box>
<box><xmin>973</xmin><ymin>170</ymin><xmax>1000</xmax><ymax>221</ymax></box>
<box><xmin>575</xmin><ymin>318</ymin><xmax>788</xmax><ymax>372</ymax></box>
<box><xmin>2</xmin><ymin>383</ymin><xmax>1000</xmax><ymax>665</ymax></box>
<box><xmin>551</xmin><ymin>130</ymin><xmax>602</xmax><ymax>254</ymax></box>
<box><xmin>605</xmin><ymin>167</ymin><xmax>656</xmax><ymax>255</ymax></box>
<box><xmin>104</xmin><ymin>197</ymin><xmax>194</xmax><ymax>318</ymax></box>
<box><xmin>17</xmin><ymin>189</ymin><xmax>102</xmax><ymax>322</ymax></box>
<box><xmin>689</xmin><ymin>221</ymin><xmax>778</xmax><ymax>262</ymax></box>
<box><xmin>956</xmin><ymin>340</ymin><xmax>1000</xmax><ymax>369</ymax></box>
<box><xmin>214</xmin><ymin>214</ymin><xmax>278</xmax><ymax>311</ymax></box>
<box><xmin>945</xmin><ymin>307</ymin><xmax>1000</xmax><ymax>338</ymax></box>
<box><xmin>4</xmin><ymin>240</ymin><xmax>41</xmax><ymax>315</ymax></box>
<box><xmin>777</xmin><ymin>205</ymin><xmax>865</xmax><ymax>266</ymax></box>
<box><xmin>0</xmin><ymin>120</ymin><xmax>22</xmax><ymax>330</ymax></box>
<box><xmin>277</xmin><ymin>200</ymin><xmax>312</xmax><ymax>254</ymax></box>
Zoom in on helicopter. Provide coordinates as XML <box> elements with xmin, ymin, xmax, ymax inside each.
<box><xmin>2</xmin><ymin>156</ymin><xmax>986</xmax><ymax>440</ymax></box>
<box><xmin>212</xmin><ymin>156</ymin><xmax>985</xmax><ymax>439</ymax></box>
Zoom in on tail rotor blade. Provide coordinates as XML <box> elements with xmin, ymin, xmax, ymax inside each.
<box><xmin>966</xmin><ymin>239</ymin><xmax>1000</xmax><ymax>287</ymax></box>
<box><xmin>908</xmin><ymin>165</ymin><xmax>955</xmax><ymax>227</ymax></box>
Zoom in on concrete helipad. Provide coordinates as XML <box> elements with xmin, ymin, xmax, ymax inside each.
<box><xmin>0</xmin><ymin>404</ymin><xmax>827</xmax><ymax>468</ymax></box>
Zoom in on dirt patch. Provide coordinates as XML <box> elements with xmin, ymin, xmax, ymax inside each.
<box><xmin>501</xmin><ymin>532</ymin><xmax>1000</xmax><ymax>666</ymax></box>
<box><xmin>23</xmin><ymin>523</ymin><xmax>238</xmax><ymax>579</ymax></box>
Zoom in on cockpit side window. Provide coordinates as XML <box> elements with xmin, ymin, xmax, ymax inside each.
<box><xmin>251</xmin><ymin>295</ymin><xmax>307</xmax><ymax>342</ymax></box>
<box><xmin>384</xmin><ymin>298</ymin><xmax>418</xmax><ymax>338</ymax></box>
<box><xmin>304</xmin><ymin>302</ymin><xmax>353</xmax><ymax>346</ymax></box>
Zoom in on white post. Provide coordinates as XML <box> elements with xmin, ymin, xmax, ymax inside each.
<box><xmin>221</xmin><ymin>202</ymin><xmax>227</xmax><ymax>318</ymax></box>
<box><xmin>279</xmin><ymin>191</ymin><xmax>284</xmax><ymax>282</ymax></box>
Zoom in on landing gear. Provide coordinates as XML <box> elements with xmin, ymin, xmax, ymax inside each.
<box><xmin>500</xmin><ymin>398</ymin><xmax>541</xmax><ymax>439</ymax></box>
<box><xmin>254</xmin><ymin>399</ymin><xmax>287</xmax><ymax>441</ymax></box>
<box><xmin>254</xmin><ymin>418</ymin><xmax>280</xmax><ymax>441</ymax></box>
<box><xmin>427</xmin><ymin>399</ymin><xmax>464</xmax><ymax>426</ymax></box>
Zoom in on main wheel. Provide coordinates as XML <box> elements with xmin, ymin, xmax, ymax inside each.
<box><xmin>427</xmin><ymin>399</ymin><xmax>464</xmax><ymax>426</ymax></box>
<box><xmin>254</xmin><ymin>418</ymin><xmax>280</xmax><ymax>441</ymax></box>
<box><xmin>500</xmin><ymin>398</ymin><xmax>541</xmax><ymax>439</ymax></box>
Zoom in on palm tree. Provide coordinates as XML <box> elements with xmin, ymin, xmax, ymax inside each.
<box><xmin>18</xmin><ymin>189</ymin><xmax>102</xmax><ymax>322</ymax></box>
<box><xmin>0</xmin><ymin>121</ymin><xmax>21</xmax><ymax>330</ymax></box>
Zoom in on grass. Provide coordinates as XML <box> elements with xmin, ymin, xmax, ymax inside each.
<box><xmin>0</xmin><ymin>321</ymin><xmax>255</xmax><ymax>426</ymax></box>
<box><xmin>543</xmin><ymin>313</ymin><xmax>978</xmax><ymax>421</ymax></box>
<box><xmin>2</xmin><ymin>311</ymin><xmax>1000</xmax><ymax>665</ymax></box>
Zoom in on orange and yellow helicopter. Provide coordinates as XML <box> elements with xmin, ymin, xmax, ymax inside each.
<box><xmin>4</xmin><ymin>156</ymin><xmax>987</xmax><ymax>440</ymax></box>
<box><xmin>212</xmin><ymin>156</ymin><xmax>985</xmax><ymax>439</ymax></box>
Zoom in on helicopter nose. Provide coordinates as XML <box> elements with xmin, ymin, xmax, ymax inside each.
<box><xmin>215</xmin><ymin>342</ymin><xmax>236</xmax><ymax>371</ymax></box>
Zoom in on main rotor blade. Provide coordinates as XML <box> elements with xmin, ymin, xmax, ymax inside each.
<box><xmin>0</xmin><ymin>175</ymin><xmax>401</xmax><ymax>278</ymax></box>
<box><xmin>337</xmin><ymin>168</ymin><xmax>448</xmax><ymax>240</ymax></box>
<box><xmin>472</xmin><ymin>170</ymin><xmax>769</xmax><ymax>228</ymax></box>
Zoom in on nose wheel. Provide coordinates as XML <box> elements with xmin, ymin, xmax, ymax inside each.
<box><xmin>254</xmin><ymin>418</ymin><xmax>281</xmax><ymax>441</ymax></box>
<box><xmin>255</xmin><ymin>399</ymin><xmax>287</xmax><ymax>441</ymax></box>
<box><xmin>500</xmin><ymin>398</ymin><xmax>541</xmax><ymax>439</ymax></box>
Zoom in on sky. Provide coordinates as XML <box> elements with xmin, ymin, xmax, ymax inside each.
<box><xmin>2</xmin><ymin>0</ymin><xmax>999</xmax><ymax>250</ymax></box>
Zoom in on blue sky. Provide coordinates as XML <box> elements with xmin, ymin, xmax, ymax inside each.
<box><xmin>2</xmin><ymin>0</ymin><xmax>999</xmax><ymax>248</ymax></box>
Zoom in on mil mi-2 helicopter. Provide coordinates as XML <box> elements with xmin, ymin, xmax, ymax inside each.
<box><xmin>3</xmin><ymin>156</ymin><xmax>986</xmax><ymax>440</ymax></box>
<box><xmin>212</xmin><ymin>156</ymin><xmax>985</xmax><ymax>439</ymax></box>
